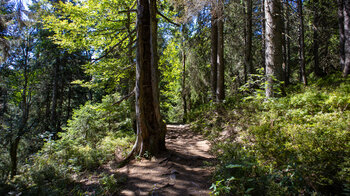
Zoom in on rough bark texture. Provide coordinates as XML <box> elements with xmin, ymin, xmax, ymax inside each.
<box><xmin>339</xmin><ymin>0</ymin><xmax>346</xmax><ymax>70</ymax></box>
<box><xmin>210</xmin><ymin>4</ymin><xmax>218</xmax><ymax>101</ymax></box>
<box><xmin>134</xmin><ymin>0</ymin><xmax>166</xmax><ymax>156</ymax></box>
<box><xmin>344</xmin><ymin>0</ymin><xmax>350</xmax><ymax>77</ymax></box>
<box><xmin>298</xmin><ymin>0</ymin><xmax>307</xmax><ymax>85</ymax></box>
<box><xmin>216</xmin><ymin>0</ymin><xmax>225</xmax><ymax>102</ymax></box>
<box><xmin>265</xmin><ymin>0</ymin><xmax>283</xmax><ymax>98</ymax></box>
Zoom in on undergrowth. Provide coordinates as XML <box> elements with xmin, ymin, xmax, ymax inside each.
<box><xmin>1</xmin><ymin>93</ymin><xmax>135</xmax><ymax>195</ymax></box>
<box><xmin>191</xmin><ymin>74</ymin><xmax>350</xmax><ymax>195</ymax></box>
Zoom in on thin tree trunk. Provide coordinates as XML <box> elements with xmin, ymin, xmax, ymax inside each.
<box><xmin>344</xmin><ymin>0</ymin><xmax>350</xmax><ymax>77</ymax></box>
<box><xmin>211</xmin><ymin>3</ymin><xmax>218</xmax><ymax>100</ymax></box>
<box><xmin>182</xmin><ymin>49</ymin><xmax>187</xmax><ymax>123</ymax></box>
<box><xmin>339</xmin><ymin>0</ymin><xmax>346</xmax><ymax>70</ymax></box>
<box><xmin>262</xmin><ymin>0</ymin><xmax>266</xmax><ymax>71</ymax></box>
<box><xmin>313</xmin><ymin>0</ymin><xmax>324</xmax><ymax>76</ymax></box>
<box><xmin>217</xmin><ymin>0</ymin><xmax>225</xmax><ymax>102</ymax></box>
<box><xmin>245</xmin><ymin>0</ymin><xmax>253</xmax><ymax>80</ymax></box>
<box><xmin>298</xmin><ymin>0</ymin><xmax>307</xmax><ymax>85</ymax></box>
<box><xmin>285</xmin><ymin>0</ymin><xmax>291</xmax><ymax>85</ymax></box>
<box><xmin>11</xmin><ymin>46</ymin><xmax>30</xmax><ymax>178</ymax></box>
<box><xmin>51</xmin><ymin>59</ymin><xmax>59</xmax><ymax>131</ymax></box>
<box><xmin>265</xmin><ymin>0</ymin><xmax>283</xmax><ymax>98</ymax></box>
<box><xmin>66</xmin><ymin>85</ymin><xmax>71</xmax><ymax>121</ymax></box>
<box><xmin>10</xmin><ymin>136</ymin><xmax>20</xmax><ymax>178</ymax></box>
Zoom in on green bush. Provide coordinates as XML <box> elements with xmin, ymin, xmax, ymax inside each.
<box><xmin>198</xmin><ymin>78</ymin><xmax>350</xmax><ymax>195</ymax></box>
<box><xmin>12</xmin><ymin>93</ymin><xmax>135</xmax><ymax>194</ymax></box>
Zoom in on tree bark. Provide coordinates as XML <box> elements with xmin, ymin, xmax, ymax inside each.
<box><xmin>245</xmin><ymin>0</ymin><xmax>253</xmax><ymax>81</ymax></box>
<box><xmin>51</xmin><ymin>58</ymin><xmax>59</xmax><ymax>132</ymax></box>
<box><xmin>261</xmin><ymin>0</ymin><xmax>266</xmax><ymax>72</ymax></box>
<box><xmin>344</xmin><ymin>0</ymin><xmax>350</xmax><ymax>77</ymax></box>
<box><xmin>182</xmin><ymin>49</ymin><xmax>187</xmax><ymax>123</ymax></box>
<box><xmin>134</xmin><ymin>0</ymin><xmax>166</xmax><ymax>156</ymax></box>
<box><xmin>265</xmin><ymin>0</ymin><xmax>283</xmax><ymax>98</ymax></box>
<box><xmin>339</xmin><ymin>0</ymin><xmax>346</xmax><ymax>70</ymax></box>
<box><xmin>284</xmin><ymin>0</ymin><xmax>291</xmax><ymax>86</ymax></box>
<box><xmin>313</xmin><ymin>0</ymin><xmax>324</xmax><ymax>77</ymax></box>
<box><xmin>216</xmin><ymin>0</ymin><xmax>225</xmax><ymax>102</ymax></box>
<box><xmin>10</xmin><ymin>136</ymin><xmax>20</xmax><ymax>178</ymax></box>
<box><xmin>211</xmin><ymin>3</ymin><xmax>218</xmax><ymax>101</ymax></box>
<box><xmin>297</xmin><ymin>0</ymin><xmax>307</xmax><ymax>85</ymax></box>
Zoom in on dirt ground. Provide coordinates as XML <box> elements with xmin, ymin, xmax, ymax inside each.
<box><xmin>118</xmin><ymin>124</ymin><xmax>215</xmax><ymax>196</ymax></box>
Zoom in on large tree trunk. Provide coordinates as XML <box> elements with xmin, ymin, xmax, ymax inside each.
<box><xmin>211</xmin><ymin>3</ymin><xmax>218</xmax><ymax>101</ymax></box>
<box><xmin>134</xmin><ymin>0</ymin><xmax>166</xmax><ymax>156</ymax></box>
<box><xmin>216</xmin><ymin>0</ymin><xmax>225</xmax><ymax>102</ymax></box>
<box><xmin>245</xmin><ymin>0</ymin><xmax>253</xmax><ymax>81</ymax></box>
<box><xmin>265</xmin><ymin>0</ymin><xmax>283</xmax><ymax>98</ymax></box>
<box><xmin>344</xmin><ymin>0</ymin><xmax>350</xmax><ymax>77</ymax></box>
<box><xmin>297</xmin><ymin>0</ymin><xmax>307</xmax><ymax>85</ymax></box>
<box><xmin>339</xmin><ymin>0</ymin><xmax>346</xmax><ymax>70</ymax></box>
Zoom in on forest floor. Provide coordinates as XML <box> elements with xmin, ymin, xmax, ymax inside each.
<box><xmin>118</xmin><ymin>124</ymin><xmax>215</xmax><ymax>195</ymax></box>
<box><xmin>78</xmin><ymin>124</ymin><xmax>215</xmax><ymax>196</ymax></box>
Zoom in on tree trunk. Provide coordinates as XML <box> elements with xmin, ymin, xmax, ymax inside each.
<box><xmin>265</xmin><ymin>0</ymin><xmax>283</xmax><ymax>98</ymax></box>
<box><xmin>11</xmin><ymin>47</ymin><xmax>30</xmax><ymax>178</ymax></box>
<box><xmin>297</xmin><ymin>0</ymin><xmax>307</xmax><ymax>85</ymax></box>
<box><xmin>313</xmin><ymin>0</ymin><xmax>324</xmax><ymax>77</ymax></box>
<box><xmin>261</xmin><ymin>0</ymin><xmax>266</xmax><ymax>71</ymax></box>
<box><xmin>284</xmin><ymin>0</ymin><xmax>291</xmax><ymax>86</ymax></box>
<box><xmin>134</xmin><ymin>0</ymin><xmax>166</xmax><ymax>156</ymax></box>
<box><xmin>216</xmin><ymin>0</ymin><xmax>225</xmax><ymax>102</ymax></box>
<box><xmin>182</xmin><ymin>50</ymin><xmax>187</xmax><ymax>123</ymax></box>
<box><xmin>211</xmin><ymin>3</ymin><xmax>218</xmax><ymax>101</ymax></box>
<box><xmin>10</xmin><ymin>137</ymin><xmax>20</xmax><ymax>178</ymax></box>
<box><xmin>245</xmin><ymin>0</ymin><xmax>253</xmax><ymax>80</ymax></box>
<box><xmin>51</xmin><ymin>59</ymin><xmax>59</xmax><ymax>132</ymax></box>
<box><xmin>344</xmin><ymin>0</ymin><xmax>350</xmax><ymax>77</ymax></box>
<box><xmin>339</xmin><ymin>0</ymin><xmax>346</xmax><ymax>70</ymax></box>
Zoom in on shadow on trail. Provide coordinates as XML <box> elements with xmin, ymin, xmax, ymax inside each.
<box><xmin>118</xmin><ymin>124</ymin><xmax>215</xmax><ymax>196</ymax></box>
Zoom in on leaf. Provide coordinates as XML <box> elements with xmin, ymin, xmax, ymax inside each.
<box><xmin>245</xmin><ymin>188</ymin><xmax>254</xmax><ymax>193</ymax></box>
<box><xmin>226</xmin><ymin>164</ymin><xmax>243</xmax><ymax>168</ymax></box>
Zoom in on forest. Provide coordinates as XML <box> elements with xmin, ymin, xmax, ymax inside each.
<box><xmin>0</xmin><ymin>0</ymin><xmax>350</xmax><ymax>195</ymax></box>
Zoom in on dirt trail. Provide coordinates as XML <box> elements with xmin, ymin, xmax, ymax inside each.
<box><xmin>118</xmin><ymin>124</ymin><xmax>215</xmax><ymax>196</ymax></box>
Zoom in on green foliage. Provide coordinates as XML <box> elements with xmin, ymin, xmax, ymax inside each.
<box><xmin>6</xmin><ymin>93</ymin><xmax>135</xmax><ymax>194</ymax></box>
<box><xmin>193</xmin><ymin>76</ymin><xmax>350</xmax><ymax>195</ymax></box>
<box><xmin>160</xmin><ymin>38</ymin><xmax>183</xmax><ymax>122</ymax></box>
<box><xmin>34</xmin><ymin>93</ymin><xmax>135</xmax><ymax>171</ymax></box>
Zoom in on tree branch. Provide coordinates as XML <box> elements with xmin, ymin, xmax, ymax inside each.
<box><xmin>92</xmin><ymin>28</ymin><xmax>136</xmax><ymax>62</ymax></box>
<box><xmin>112</xmin><ymin>87</ymin><xmax>135</xmax><ymax>106</ymax></box>
<box><xmin>157</xmin><ymin>10</ymin><xmax>180</xmax><ymax>27</ymax></box>
<box><xmin>119</xmin><ymin>9</ymin><xmax>137</xmax><ymax>14</ymax></box>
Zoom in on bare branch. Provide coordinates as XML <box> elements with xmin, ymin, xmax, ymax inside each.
<box><xmin>112</xmin><ymin>87</ymin><xmax>135</xmax><ymax>106</ymax></box>
<box><xmin>157</xmin><ymin>10</ymin><xmax>180</xmax><ymax>27</ymax></box>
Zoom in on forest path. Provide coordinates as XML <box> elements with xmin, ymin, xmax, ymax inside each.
<box><xmin>118</xmin><ymin>124</ymin><xmax>215</xmax><ymax>196</ymax></box>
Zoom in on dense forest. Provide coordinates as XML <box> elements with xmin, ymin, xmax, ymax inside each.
<box><xmin>0</xmin><ymin>0</ymin><xmax>350</xmax><ymax>195</ymax></box>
